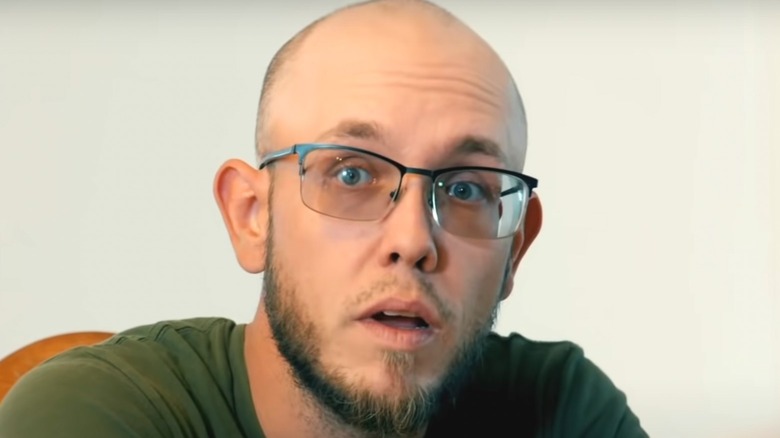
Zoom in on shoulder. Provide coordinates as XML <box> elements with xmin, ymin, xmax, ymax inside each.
<box><xmin>428</xmin><ymin>332</ymin><xmax>649</xmax><ymax>438</ymax></box>
<box><xmin>113</xmin><ymin>316</ymin><xmax>240</xmax><ymax>346</ymax></box>
<box><xmin>60</xmin><ymin>317</ymin><xmax>242</xmax><ymax>386</ymax></box>
<box><xmin>0</xmin><ymin>317</ymin><xmax>242</xmax><ymax>437</ymax></box>
<box><xmin>471</xmin><ymin>332</ymin><xmax>591</xmax><ymax>411</ymax></box>
<box><xmin>482</xmin><ymin>331</ymin><xmax>584</xmax><ymax>378</ymax></box>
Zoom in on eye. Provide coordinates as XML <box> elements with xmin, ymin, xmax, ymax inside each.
<box><xmin>446</xmin><ymin>181</ymin><xmax>487</xmax><ymax>202</ymax></box>
<box><xmin>336</xmin><ymin>166</ymin><xmax>373</xmax><ymax>186</ymax></box>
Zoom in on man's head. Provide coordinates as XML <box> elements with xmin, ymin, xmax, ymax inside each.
<box><xmin>215</xmin><ymin>0</ymin><xmax>542</xmax><ymax>435</ymax></box>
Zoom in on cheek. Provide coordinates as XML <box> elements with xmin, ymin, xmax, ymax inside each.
<box><xmin>463</xmin><ymin>265</ymin><xmax>504</xmax><ymax>320</ymax></box>
<box><xmin>270</xmin><ymin>183</ymin><xmax>330</xmax><ymax>309</ymax></box>
<box><xmin>273</xmin><ymin>176</ymin><xmax>381</xmax><ymax>276</ymax></box>
<box><xmin>443</xmin><ymin>243</ymin><xmax>508</xmax><ymax>326</ymax></box>
<box><xmin>274</xmin><ymin>211</ymin><xmax>372</xmax><ymax>285</ymax></box>
<box><xmin>270</xmin><ymin>184</ymin><xmax>376</xmax><ymax>322</ymax></box>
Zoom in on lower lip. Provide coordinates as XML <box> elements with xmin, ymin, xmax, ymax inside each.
<box><xmin>358</xmin><ymin>319</ymin><xmax>436</xmax><ymax>351</ymax></box>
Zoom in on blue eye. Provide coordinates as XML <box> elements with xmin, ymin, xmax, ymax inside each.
<box><xmin>337</xmin><ymin>167</ymin><xmax>373</xmax><ymax>186</ymax></box>
<box><xmin>446</xmin><ymin>181</ymin><xmax>486</xmax><ymax>201</ymax></box>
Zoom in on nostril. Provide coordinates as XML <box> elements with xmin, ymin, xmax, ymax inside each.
<box><xmin>390</xmin><ymin>252</ymin><xmax>400</xmax><ymax>263</ymax></box>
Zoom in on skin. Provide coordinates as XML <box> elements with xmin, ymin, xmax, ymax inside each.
<box><xmin>213</xmin><ymin>1</ymin><xmax>543</xmax><ymax>437</ymax></box>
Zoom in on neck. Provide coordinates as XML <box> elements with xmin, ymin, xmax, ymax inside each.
<box><xmin>244</xmin><ymin>305</ymin><xmax>426</xmax><ymax>438</ymax></box>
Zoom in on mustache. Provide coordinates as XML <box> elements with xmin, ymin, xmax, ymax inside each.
<box><xmin>352</xmin><ymin>275</ymin><xmax>455</xmax><ymax>324</ymax></box>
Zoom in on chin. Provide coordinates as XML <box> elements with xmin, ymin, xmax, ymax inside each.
<box><xmin>353</xmin><ymin>351</ymin><xmax>443</xmax><ymax>397</ymax></box>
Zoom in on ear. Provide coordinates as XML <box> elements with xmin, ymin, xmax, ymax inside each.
<box><xmin>213</xmin><ymin>159</ymin><xmax>270</xmax><ymax>274</ymax></box>
<box><xmin>500</xmin><ymin>193</ymin><xmax>543</xmax><ymax>300</ymax></box>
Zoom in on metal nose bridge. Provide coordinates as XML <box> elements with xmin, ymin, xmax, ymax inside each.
<box><xmin>389</xmin><ymin>167</ymin><xmax>437</xmax><ymax>205</ymax></box>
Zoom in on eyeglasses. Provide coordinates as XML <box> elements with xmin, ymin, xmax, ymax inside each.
<box><xmin>258</xmin><ymin>144</ymin><xmax>538</xmax><ymax>240</ymax></box>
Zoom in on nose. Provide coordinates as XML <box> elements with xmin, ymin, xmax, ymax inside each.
<box><xmin>377</xmin><ymin>175</ymin><xmax>439</xmax><ymax>272</ymax></box>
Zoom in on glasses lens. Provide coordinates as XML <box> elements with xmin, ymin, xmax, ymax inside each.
<box><xmin>300</xmin><ymin>147</ymin><xmax>401</xmax><ymax>221</ymax></box>
<box><xmin>433</xmin><ymin>169</ymin><xmax>529</xmax><ymax>239</ymax></box>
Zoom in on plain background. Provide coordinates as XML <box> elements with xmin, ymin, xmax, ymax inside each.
<box><xmin>1</xmin><ymin>1</ymin><xmax>778</xmax><ymax>436</ymax></box>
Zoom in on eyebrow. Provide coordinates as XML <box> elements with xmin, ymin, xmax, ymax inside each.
<box><xmin>316</xmin><ymin>119</ymin><xmax>385</xmax><ymax>143</ymax></box>
<box><xmin>316</xmin><ymin>119</ymin><xmax>509</xmax><ymax>165</ymax></box>
<box><xmin>451</xmin><ymin>136</ymin><xmax>509</xmax><ymax>166</ymax></box>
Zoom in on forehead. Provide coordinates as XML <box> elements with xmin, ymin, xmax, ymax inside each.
<box><xmin>266</xmin><ymin>11</ymin><xmax>526</xmax><ymax>169</ymax></box>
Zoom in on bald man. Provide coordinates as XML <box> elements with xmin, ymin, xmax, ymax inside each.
<box><xmin>0</xmin><ymin>1</ymin><xmax>648</xmax><ymax>437</ymax></box>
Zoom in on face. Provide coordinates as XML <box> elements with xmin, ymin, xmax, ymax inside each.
<box><xmin>257</xmin><ymin>10</ymin><xmax>528</xmax><ymax>436</ymax></box>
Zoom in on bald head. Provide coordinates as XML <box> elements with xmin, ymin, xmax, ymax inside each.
<box><xmin>255</xmin><ymin>0</ymin><xmax>527</xmax><ymax>169</ymax></box>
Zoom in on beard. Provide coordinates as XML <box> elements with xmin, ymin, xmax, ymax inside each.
<box><xmin>263</xmin><ymin>216</ymin><xmax>502</xmax><ymax>436</ymax></box>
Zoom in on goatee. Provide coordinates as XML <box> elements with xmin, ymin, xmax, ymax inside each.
<box><xmin>263</xmin><ymin>219</ymin><xmax>498</xmax><ymax>436</ymax></box>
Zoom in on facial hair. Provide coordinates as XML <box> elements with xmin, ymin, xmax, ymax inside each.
<box><xmin>263</xmin><ymin>216</ymin><xmax>501</xmax><ymax>436</ymax></box>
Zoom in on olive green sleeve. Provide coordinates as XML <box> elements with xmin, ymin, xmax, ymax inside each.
<box><xmin>1</xmin><ymin>319</ymin><xmax>264</xmax><ymax>438</ymax></box>
<box><xmin>0</xmin><ymin>353</ymin><xmax>174</xmax><ymax>438</ymax></box>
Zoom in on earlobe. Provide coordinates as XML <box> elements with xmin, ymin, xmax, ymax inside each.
<box><xmin>213</xmin><ymin>159</ymin><xmax>270</xmax><ymax>273</ymax></box>
<box><xmin>500</xmin><ymin>193</ymin><xmax>543</xmax><ymax>300</ymax></box>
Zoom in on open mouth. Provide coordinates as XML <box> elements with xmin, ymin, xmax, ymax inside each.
<box><xmin>371</xmin><ymin>311</ymin><xmax>430</xmax><ymax>330</ymax></box>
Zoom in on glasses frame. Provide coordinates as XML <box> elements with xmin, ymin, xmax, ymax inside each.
<box><xmin>258</xmin><ymin>143</ymin><xmax>538</xmax><ymax>238</ymax></box>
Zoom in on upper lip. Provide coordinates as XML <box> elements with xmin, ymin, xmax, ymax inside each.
<box><xmin>357</xmin><ymin>297</ymin><xmax>443</xmax><ymax>330</ymax></box>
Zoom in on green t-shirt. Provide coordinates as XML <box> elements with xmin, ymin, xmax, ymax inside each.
<box><xmin>0</xmin><ymin>318</ymin><xmax>648</xmax><ymax>437</ymax></box>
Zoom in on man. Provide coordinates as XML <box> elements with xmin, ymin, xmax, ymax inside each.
<box><xmin>0</xmin><ymin>0</ymin><xmax>648</xmax><ymax>437</ymax></box>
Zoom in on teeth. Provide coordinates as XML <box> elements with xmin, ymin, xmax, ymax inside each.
<box><xmin>382</xmin><ymin>311</ymin><xmax>419</xmax><ymax>318</ymax></box>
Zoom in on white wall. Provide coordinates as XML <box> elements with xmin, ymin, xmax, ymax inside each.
<box><xmin>1</xmin><ymin>1</ymin><xmax>777</xmax><ymax>437</ymax></box>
